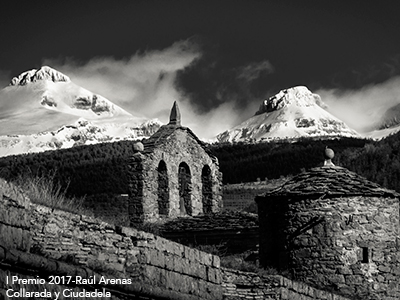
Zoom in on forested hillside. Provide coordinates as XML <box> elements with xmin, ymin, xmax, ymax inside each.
<box><xmin>0</xmin><ymin>141</ymin><xmax>138</xmax><ymax>197</ymax></box>
<box><xmin>337</xmin><ymin>132</ymin><xmax>400</xmax><ymax>191</ymax></box>
<box><xmin>212</xmin><ymin>132</ymin><xmax>400</xmax><ymax>192</ymax></box>
<box><xmin>210</xmin><ymin>137</ymin><xmax>367</xmax><ymax>183</ymax></box>
<box><xmin>1</xmin><ymin>132</ymin><xmax>400</xmax><ymax>201</ymax></box>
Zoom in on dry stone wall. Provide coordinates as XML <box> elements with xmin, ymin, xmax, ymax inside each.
<box><xmin>0</xmin><ymin>178</ymin><xmax>31</xmax><ymax>252</ymax></box>
<box><xmin>222</xmin><ymin>268</ymin><xmax>351</xmax><ymax>300</ymax></box>
<box><xmin>29</xmin><ymin>203</ymin><xmax>223</xmax><ymax>300</ymax></box>
<box><xmin>0</xmin><ymin>178</ymin><xmax>223</xmax><ymax>300</ymax></box>
<box><xmin>0</xmin><ymin>249</ymin><xmax>156</xmax><ymax>300</ymax></box>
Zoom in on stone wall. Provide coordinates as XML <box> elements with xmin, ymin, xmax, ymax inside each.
<box><xmin>0</xmin><ymin>178</ymin><xmax>223</xmax><ymax>300</ymax></box>
<box><xmin>258</xmin><ymin>194</ymin><xmax>400</xmax><ymax>300</ymax></box>
<box><xmin>0</xmin><ymin>178</ymin><xmax>31</xmax><ymax>252</ymax></box>
<box><xmin>128</xmin><ymin>127</ymin><xmax>222</xmax><ymax>224</ymax></box>
<box><xmin>0</xmin><ymin>249</ymin><xmax>156</xmax><ymax>300</ymax></box>
<box><xmin>29</xmin><ymin>204</ymin><xmax>223</xmax><ymax>299</ymax></box>
<box><xmin>221</xmin><ymin>268</ymin><xmax>351</xmax><ymax>300</ymax></box>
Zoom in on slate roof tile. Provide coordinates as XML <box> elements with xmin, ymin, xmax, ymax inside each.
<box><xmin>142</xmin><ymin>124</ymin><xmax>216</xmax><ymax>158</ymax></box>
<box><xmin>262</xmin><ymin>166</ymin><xmax>399</xmax><ymax>198</ymax></box>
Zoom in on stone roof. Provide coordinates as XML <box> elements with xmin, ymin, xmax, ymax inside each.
<box><xmin>142</xmin><ymin>124</ymin><xmax>216</xmax><ymax>159</ymax></box>
<box><xmin>141</xmin><ymin>101</ymin><xmax>217</xmax><ymax>160</ymax></box>
<box><xmin>259</xmin><ymin>166</ymin><xmax>399</xmax><ymax>199</ymax></box>
<box><xmin>160</xmin><ymin>211</ymin><xmax>259</xmax><ymax>232</ymax></box>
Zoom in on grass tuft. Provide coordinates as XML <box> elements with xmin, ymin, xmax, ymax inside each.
<box><xmin>12</xmin><ymin>171</ymin><xmax>86</xmax><ymax>214</ymax></box>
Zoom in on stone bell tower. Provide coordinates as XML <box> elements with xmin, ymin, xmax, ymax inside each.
<box><xmin>127</xmin><ymin>102</ymin><xmax>222</xmax><ymax>225</ymax></box>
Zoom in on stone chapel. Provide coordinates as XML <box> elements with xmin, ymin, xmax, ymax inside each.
<box><xmin>127</xmin><ymin>101</ymin><xmax>222</xmax><ymax>225</ymax></box>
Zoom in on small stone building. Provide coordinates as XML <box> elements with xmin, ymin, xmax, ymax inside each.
<box><xmin>256</xmin><ymin>161</ymin><xmax>400</xmax><ymax>299</ymax></box>
<box><xmin>128</xmin><ymin>102</ymin><xmax>222</xmax><ymax>224</ymax></box>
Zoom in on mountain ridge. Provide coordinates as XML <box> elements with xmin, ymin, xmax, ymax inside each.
<box><xmin>0</xmin><ymin>66</ymin><xmax>161</xmax><ymax>157</ymax></box>
<box><xmin>217</xmin><ymin>86</ymin><xmax>360</xmax><ymax>143</ymax></box>
<box><xmin>10</xmin><ymin>66</ymin><xmax>71</xmax><ymax>86</ymax></box>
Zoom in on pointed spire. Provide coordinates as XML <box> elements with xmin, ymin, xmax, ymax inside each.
<box><xmin>168</xmin><ymin>101</ymin><xmax>181</xmax><ymax>126</ymax></box>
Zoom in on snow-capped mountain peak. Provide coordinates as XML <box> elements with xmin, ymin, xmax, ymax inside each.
<box><xmin>217</xmin><ymin>86</ymin><xmax>359</xmax><ymax>142</ymax></box>
<box><xmin>255</xmin><ymin>86</ymin><xmax>327</xmax><ymax>115</ymax></box>
<box><xmin>0</xmin><ymin>66</ymin><xmax>164</xmax><ymax>157</ymax></box>
<box><xmin>10</xmin><ymin>66</ymin><xmax>70</xmax><ymax>86</ymax></box>
<box><xmin>0</xmin><ymin>66</ymin><xmax>134</xmax><ymax>137</ymax></box>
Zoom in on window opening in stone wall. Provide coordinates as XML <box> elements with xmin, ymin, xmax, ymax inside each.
<box><xmin>157</xmin><ymin>160</ymin><xmax>169</xmax><ymax>216</ymax></box>
<box><xmin>201</xmin><ymin>165</ymin><xmax>213</xmax><ymax>214</ymax></box>
<box><xmin>361</xmin><ymin>247</ymin><xmax>369</xmax><ymax>263</ymax></box>
<box><xmin>178</xmin><ymin>162</ymin><xmax>192</xmax><ymax>215</ymax></box>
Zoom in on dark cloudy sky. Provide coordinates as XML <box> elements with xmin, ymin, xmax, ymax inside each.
<box><xmin>1</xmin><ymin>0</ymin><xmax>400</xmax><ymax>138</ymax></box>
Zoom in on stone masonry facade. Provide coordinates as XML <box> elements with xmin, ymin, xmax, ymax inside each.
<box><xmin>256</xmin><ymin>166</ymin><xmax>400</xmax><ymax>300</ymax></box>
<box><xmin>127</xmin><ymin>102</ymin><xmax>222</xmax><ymax>225</ymax></box>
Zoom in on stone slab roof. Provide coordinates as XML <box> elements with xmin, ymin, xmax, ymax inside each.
<box><xmin>143</xmin><ymin>124</ymin><xmax>216</xmax><ymax>159</ymax></box>
<box><xmin>259</xmin><ymin>166</ymin><xmax>399</xmax><ymax>199</ymax></box>
<box><xmin>160</xmin><ymin>211</ymin><xmax>259</xmax><ymax>232</ymax></box>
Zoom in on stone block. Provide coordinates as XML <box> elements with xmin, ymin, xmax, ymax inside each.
<box><xmin>142</xmin><ymin>264</ymin><xmax>161</xmax><ymax>284</ymax></box>
<box><xmin>0</xmin><ymin>205</ymin><xmax>30</xmax><ymax>228</ymax></box>
<box><xmin>212</xmin><ymin>255</ymin><xmax>221</xmax><ymax>268</ymax></box>
<box><xmin>328</xmin><ymin>274</ymin><xmax>345</xmax><ymax>284</ymax></box>
<box><xmin>188</xmin><ymin>277</ymin><xmax>200</xmax><ymax>295</ymax></box>
<box><xmin>345</xmin><ymin>275</ymin><xmax>363</xmax><ymax>285</ymax></box>
<box><xmin>193</xmin><ymin>264</ymin><xmax>207</xmax><ymax>280</ymax></box>
<box><xmin>183</xmin><ymin>246</ymin><xmax>194</xmax><ymax>261</ymax></box>
<box><xmin>378</xmin><ymin>265</ymin><xmax>391</xmax><ymax>273</ymax></box>
<box><xmin>165</xmin><ymin>270</ymin><xmax>183</xmax><ymax>291</ymax></box>
<box><xmin>207</xmin><ymin>266</ymin><xmax>222</xmax><ymax>284</ymax></box>
<box><xmin>164</xmin><ymin>253</ymin><xmax>174</xmax><ymax>270</ymax></box>
<box><xmin>179</xmin><ymin>257</ymin><xmax>191</xmax><ymax>275</ymax></box>
<box><xmin>0</xmin><ymin>225</ymin><xmax>30</xmax><ymax>251</ymax></box>
<box><xmin>149</xmin><ymin>249</ymin><xmax>165</xmax><ymax>268</ymax></box>
<box><xmin>200</xmin><ymin>252</ymin><xmax>213</xmax><ymax>266</ymax></box>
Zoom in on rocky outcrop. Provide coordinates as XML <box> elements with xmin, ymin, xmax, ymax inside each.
<box><xmin>10</xmin><ymin>66</ymin><xmax>70</xmax><ymax>86</ymax></box>
<box><xmin>255</xmin><ymin>86</ymin><xmax>326</xmax><ymax>115</ymax></box>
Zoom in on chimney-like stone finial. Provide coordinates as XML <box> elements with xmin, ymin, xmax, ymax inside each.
<box><xmin>324</xmin><ymin>146</ymin><xmax>335</xmax><ymax>166</ymax></box>
<box><xmin>168</xmin><ymin>101</ymin><xmax>181</xmax><ymax>126</ymax></box>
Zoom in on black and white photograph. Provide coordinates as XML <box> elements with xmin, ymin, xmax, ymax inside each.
<box><xmin>0</xmin><ymin>1</ymin><xmax>399</xmax><ymax>299</ymax></box>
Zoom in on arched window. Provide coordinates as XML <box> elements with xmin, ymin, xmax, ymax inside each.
<box><xmin>157</xmin><ymin>160</ymin><xmax>169</xmax><ymax>216</ymax></box>
<box><xmin>178</xmin><ymin>162</ymin><xmax>192</xmax><ymax>215</ymax></box>
<box><xmin>202</xmin><ymin>165</ymin><xmax>213</xmax><ymax>214</ymax></box>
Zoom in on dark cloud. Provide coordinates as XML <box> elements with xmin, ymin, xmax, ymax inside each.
<box><xmin>0</xmin><ymin>70</ymin><xmax>11</xmax><ymax>89</ymax></box>
<box><xmin>1</xmin><ymin>1</ymin><xmax>400</xmax><ymax>139</ymax></box>
<box><xmin>175</xmin><ymin>37</ymin><xmax>275</xmax><ymax>118</ymax></box>
<box><xmin>40</xmin><ymin>39</ymin><xmax>258</xmax><ymax>139</ymax></box>
<box><xmin>328</xmin><ymin>54</ymin><xmax>400</xmax><ymax>90</ymax></box>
